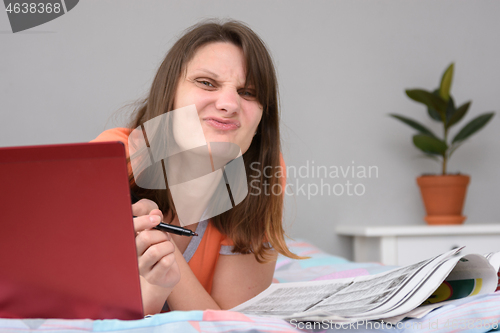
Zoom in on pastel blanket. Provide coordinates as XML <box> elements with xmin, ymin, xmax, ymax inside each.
<box><xmin>1</xmin><ymin>240</ymin><xmax>499</xmax><ymax>333</ymax></box>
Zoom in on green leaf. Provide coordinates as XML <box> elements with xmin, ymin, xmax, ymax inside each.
<box><xmin>439</xmin><ymin>63</ymin><xmax>454</xmax><ymax>101</ymax></box>
<box><xmin>445</xmin><ymin>96</ymin><xmax>456</xmax><ymax>128</ymax></box>
<box><xmin>406</xmin><ymin>89</ymin><xmax>447</xmax><ymax>121</ymax></box>
<box><xmin>427</xmin><ymin>89</ymin><xmax>443</xmax><ymax>122</ymax></box>
<box><xmin>447</xmin><ymin>101</ymin><xmax>471</xmax><ymax>128</ymax></box>
<box><xmin>413</xmin><ymin>134</ymin><xmax>448</xmax><ymax>155</ymax></box>
<box><xmin>452</xmin><ymin>112</ymin><xmax>495</xmax><ymax>144</ymax></box>
<box><xmin>389</xmin><ymin>114</ymin><xmax>437</xmax><ymax>137</ymax></box>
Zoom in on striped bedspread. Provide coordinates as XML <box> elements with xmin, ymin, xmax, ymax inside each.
<box><xmin>1</xmin><ymin>240</ymin><xmax>499</xmax><ymax>333</ymax></box>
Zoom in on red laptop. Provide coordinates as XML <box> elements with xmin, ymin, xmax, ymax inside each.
<box><xmin>0</xmin><ymin>141</ymin><xmax>143</xmax><ymax>320</ymax></box>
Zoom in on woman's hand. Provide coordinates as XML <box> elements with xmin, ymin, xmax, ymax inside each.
<box><xmin>132</xmin><ymin>199</ymin><xmax>180</xmax><ymax>289</ymax></box>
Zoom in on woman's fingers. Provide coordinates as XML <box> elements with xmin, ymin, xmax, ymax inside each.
<box><xmin>139</xmin><ymin>237</ymin><xmax>175</xmax><ymax>271</ymax></box>
<box><xmin>133</xmin><ymin>214</ymin><xmax>162</xmax><ymax>234</ymax></box>
<box><xmin>136</xmin><ymin>230</ymin><xmax>179</xmax><ymax>287</ymax></box>
<box><xmin>131</xmin><ymin>199</ymin><xmax>179</xmax><ymax>289</ymax></box>
<box><xmin>132</xmin><ymin>199</ymin><xmax>164</xmax><ymax>236</ymax></box>
<box><xmin>135</xmin><ymin>228</ymin><xmax>169</xmax><ymax>255</ymax></box>
<box><xmin>146</xmin><ymin>252</ymin><xmax>180</xmax><ymax>287</ymax></box>
<box><xmin>132</xmin><ymin>199</ymin><xmax>160</xmax><ymax>217</ymax></box>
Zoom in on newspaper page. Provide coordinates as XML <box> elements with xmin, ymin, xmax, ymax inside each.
<box><xmin>384</xmin><ymin>251</ymin><xmax>500</xmax><ymax>323</ymax></box>
<box><xmin>293</xmin><ymin>248</ymin><xmax>465</xmax><ymax>321</ymax></box>
<box><xmin>485</xmin><ymin>252</ymin><xmax>500</xmax><ymax>273</ymax></box>
<box><xmin>298</xmin><ymin>251</ymin><xmax>497</xmax><ymax>321</ymax></box>
<box><xmin>231</xmin><ymin>248</ymin><xmax>463</xmax><ymax>321</ymax></box>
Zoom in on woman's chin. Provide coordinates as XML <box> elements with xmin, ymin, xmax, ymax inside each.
<box><xmin>204</xmin><ymin>133</ymin><xmax>236</xmax><ymax>144</ymax></box>
<box><xmin>203</xmin><ymin>131</ymin><xmax>250</xmax><ymax>153</ymax></box>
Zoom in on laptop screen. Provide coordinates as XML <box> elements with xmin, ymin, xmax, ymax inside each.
<box><xmin>0</xmin><ymin>141</ymin><xmax>143</xmax><ymax>320</ymax></box>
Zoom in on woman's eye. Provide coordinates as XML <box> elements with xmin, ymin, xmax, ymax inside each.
<box><xmin>239</xmin><ymin>89</ymin><xmax>256</xmax><ymax>99</ymax></box>
<box><xmin>196</xmin><ymin>80</ymin><xmax>215</xmax><ymax>88</ymax></box>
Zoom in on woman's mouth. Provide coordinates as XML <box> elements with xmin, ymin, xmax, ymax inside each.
<box><xmin>204</xmin><ymin>117</ymin><xmax>240</xmax><ymax>131</ymax></box>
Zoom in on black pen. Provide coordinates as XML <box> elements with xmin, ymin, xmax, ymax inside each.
<box><xmin>130</xmin><ymin>190</ymin><xmax>198</xmax><ymax>237</ymax></box>
<box><xmin>132</xmin><ymin>217</ymin><xmax>198</xmax><ymax>237</ymax></box>
<box><xmin>154</xmin><ymin>222</ymin><xmax>198</xmax><ymax>237</ymax></box>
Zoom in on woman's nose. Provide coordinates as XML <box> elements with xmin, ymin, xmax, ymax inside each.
<box><xmin>215</xmin><ymin>88</ymin><xmax>240</xmax><ymax>115</ymax></box>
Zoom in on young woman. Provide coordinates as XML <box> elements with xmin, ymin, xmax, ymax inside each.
<box><xmin>92</xmin><ymin>19</ymin><xmax>302</xmax><ymax>315</ymax></box>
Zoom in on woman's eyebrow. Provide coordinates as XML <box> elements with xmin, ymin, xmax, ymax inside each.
<box><xmin>192</xmin><ymin>68</ymin><xmax>251</xmax><ymax>88</ymax></box>
<box><xmin>193</xmin><ymin>68</ymin><xmax>219</xmax><ymax>79</ymax></box>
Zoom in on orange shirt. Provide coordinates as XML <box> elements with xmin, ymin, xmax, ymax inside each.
<box><xmin>92</xmin><ymin>128</ymin><xmax>242</xmax><ymax>294</ymax></box>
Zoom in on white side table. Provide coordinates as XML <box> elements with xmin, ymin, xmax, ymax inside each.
<box><xmin>336</xmin><ymin>224</ymin><xmax>500</xmax><ymax>266</ymax></box>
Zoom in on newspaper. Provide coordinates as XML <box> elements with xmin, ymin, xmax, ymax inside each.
<box><xmin>383</xmin><ymin>251</ymin><xmax>500</xmax><ymax>324</ymax></box>
<box><xmin>231</xmin><ymin>247</ymin><xmax>499</xmax><ymax>322</ymax></box>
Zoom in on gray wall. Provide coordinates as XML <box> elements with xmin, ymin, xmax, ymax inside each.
<box><xmin>1</xmin><ymin>1</ymin><xmax>499</xmax><ymax>259</ymax></box>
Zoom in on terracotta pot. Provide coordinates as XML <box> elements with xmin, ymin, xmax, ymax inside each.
<box><xmin>416</xmin><ymin>174</ymin><xmax>470</xmax><ymax>225</ymax></box>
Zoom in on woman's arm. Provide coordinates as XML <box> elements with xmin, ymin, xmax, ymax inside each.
<box><xmin>211</xmin><ymin>251</ymin><xmax>277</xmax><ymax>309</ymax></box>
<box><xmin>166</xmin><ymin>243</ymin><xmax>277</xmax><ymax>311</ymax></box>
<box><xmin>166</xmin><ymin>241</ymin><xmax>221</xmax><ymax>310</ymax></box>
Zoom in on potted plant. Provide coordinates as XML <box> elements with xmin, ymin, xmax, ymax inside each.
<box><xmin>390</xmin><ymin>63</ymin><xmax>495</xmax><ymax>225</ymax></box>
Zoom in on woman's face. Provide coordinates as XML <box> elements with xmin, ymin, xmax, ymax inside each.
<box><xmin>173</xmin><ymin>42</ymin><xmax>263</xmax><ymax>154</ymax></box>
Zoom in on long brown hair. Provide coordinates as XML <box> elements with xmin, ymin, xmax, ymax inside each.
<box><xmin>129</xmin><ymin>19</ymin><xmax>302</xmax><ymax>262</ymax></box>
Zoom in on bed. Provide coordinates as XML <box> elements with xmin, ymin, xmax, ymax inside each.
<box><xmin>1</xmin><ymin>240</ymin><xmax>500</xmax><ymax>333</ymax></box>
